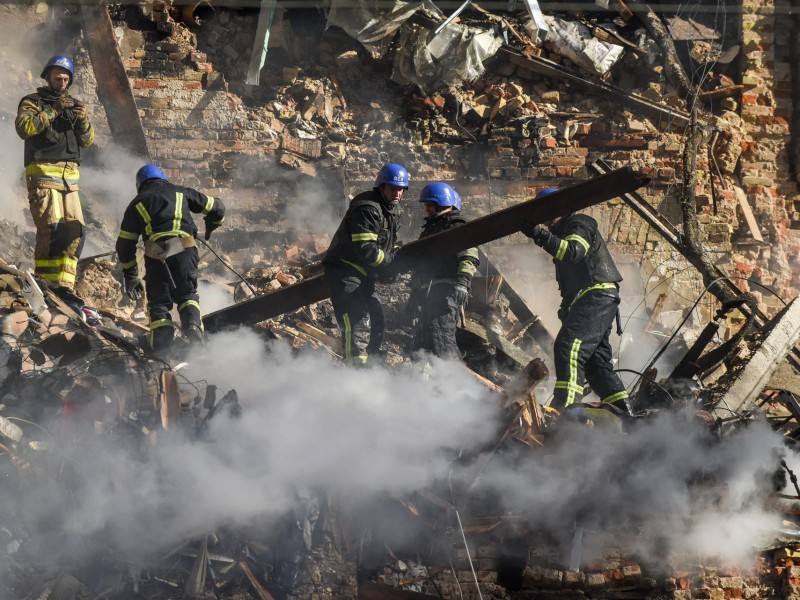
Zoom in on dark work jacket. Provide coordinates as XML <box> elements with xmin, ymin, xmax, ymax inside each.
<box><xmin>414</xmin><ymin>210</ymin><xmax>479</xmax><ymax>290</ymax></box>
<box><xmin>535</xmin><ymin>213</ymin><xmax>622</xmax><ymax>312</ymax></box>
<box><xmin>20</xmin><ymin>90</ymin><xmax>81</xmax><ymax>166</ymax></box>
<box><xmin>115</xmin><ymin>179</ymin><xmax>225</xmax><ymax>270</ymax></box>
<box><xmin>323</xmin><ymin>189</ymin><xmax>399</xmax><ymax>279</ymax></box>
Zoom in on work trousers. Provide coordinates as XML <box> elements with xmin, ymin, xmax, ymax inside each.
<box><xmin>416</xmin><ymin>283</ymin><xmax>461</xmax><ymax>360</ymax></box>
<box><xmin>144</xmin><ymin>247</ymin><xmax>201</xmax><ymax>351</ymax></box>
<box><xmin>325</xmin><ymin>267</ymin><xmax>384</xmax><ymax>366</ymax></box>
<box><xmin>27</xmin><ymin>182</ymin><xmax>85</xmax><ymax>290</ymax></box>
<box><xmin>552</xmin><ymin>290</ymin><xmax>628</xmax><ymax>411</ymax></box>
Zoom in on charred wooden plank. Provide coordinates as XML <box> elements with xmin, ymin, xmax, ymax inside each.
<box><xmin>81</xmin><ymin>0</ymin><xmax>150</xmax><ymax>160</ymax></box>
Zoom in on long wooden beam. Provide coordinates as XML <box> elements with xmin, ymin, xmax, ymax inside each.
<box><xmin>203</xmin><ymin>166</ymin><xmax>647</xmax><ymax>332</ymax></box>
<box><xmin>81</xmin><ymin>0</ymin><xmax>151</xmax><ymax>160</ymax></box>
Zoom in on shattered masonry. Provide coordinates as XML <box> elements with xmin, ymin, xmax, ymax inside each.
<box><xmin>0</xmin><ymin>0</ymin><xmax>800</xmax><ymax>599</ymax></box>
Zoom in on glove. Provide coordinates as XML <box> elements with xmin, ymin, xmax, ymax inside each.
<box><xmin>381</xmin><ymin>247</ymin><xmax>397</xmax><ymax>267</ymax></box>
<box><xmin>521</xmin><ymin>220</ymin><xmax>546</xmax><ymax>242</ymax></box>
<box><xmin>204</xmin><ymin>218</ymin><xmax>221</xmax><ymax>241</ymax></box>
<box><xmin>72</xmin><ymin>102</ymin><xmax>88</xmax><ymax>121</ymax></box>
<box><xmin>51</xmin><ymin>94</ymin><xmax>75</xmax><ymax>115</ymax></box>
<box><xmin>123</xmin><ymin>269</ymin><xmax>144</xmax><ymax>301</ymax></box>
<box><xmin>451</xmin><ymin>284</ymin><xmax>469</xmax><ymax>307</ymax></box>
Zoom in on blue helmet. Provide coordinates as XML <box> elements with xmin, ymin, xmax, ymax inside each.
<box><xmin>375</xmin><ymin>163</ymin><xmax>409</xmax><ymax>190</ymax></box>
<box><xmin>419</xmin><ymin>182</ymin><xmax>461</xmax><ymax>210</ymax></box>
<box><xmin>136</xmin><ymin>164</ymin><xmax>168</xmax><ymax>190</ymax></box>
<box><xmin>41</xmin><ymin>55</ymin><xmax>74</xmax><ymax>85</ymax></box>
<box><xmin>535</xmin><ymin>187</ymin><xmax>560</xmax><ymax>200</ymax></box>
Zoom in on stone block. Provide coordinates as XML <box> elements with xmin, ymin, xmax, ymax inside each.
<box><xmin>541</xmin><ymin>568</ymin><xmax>563</xmax><ymax>588</ymax></box>
<box><xmin>585</xmin><ymin>573</ymin><xmax>606</xmax><ymax>589</ymax></box>
<box><xmin>622</xmin><ymin>564</ymin><xmax>642</xmax><ymax>584</ymax></box>
<box><xmin>563</xmin><ymin>571</ymin><xmax>584</xmax><ymax>589</ymax></box>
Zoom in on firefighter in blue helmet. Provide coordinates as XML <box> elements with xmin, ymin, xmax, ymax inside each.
<box><xmin>410</xmin><ymin>182</ymin><xmax>479</xmax><ymax>359</ymax></box>
<box><xmin>15</xmin><ymin>55</ymin><xmax>95</xmax><ymax>290</ymax></box>
<box><xmin>323</xmin><ymin>163</ymin><xmax>408</xmax><ymax>366</ymax></box>
<box><xmin>521</xmin><ymin>187</ymin><xmax>630</xmax><ymax>414</ymax></box>
<box><xmin>116</xmin><ymin>165</ymin><xmax>225</xmax><ymax>352</ymax></box>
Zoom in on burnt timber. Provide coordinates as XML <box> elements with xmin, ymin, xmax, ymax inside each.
<box><xmin>203</xmin><ymin>166</ymin><xmax>647</xmax><ymax>332</ymax></box>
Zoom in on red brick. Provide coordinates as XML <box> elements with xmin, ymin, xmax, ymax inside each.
<box><xmin>542</xmin><ymin>136</ymin><xmax>558</xmax><ymax>149</ymax></box>
<box><xmin>134</xmin><ymin>79</ymin><xmax>161</xmax><ymax>89</ymax></box>
<box><xmin>184</xmin><ymin>81</ymin><xmax>202</xmax><ymax>90</ymax></box>
<box><xmin>552</xmin><ymin>156</ymin><xmax>584</xmax><ymax>167</ymax></box>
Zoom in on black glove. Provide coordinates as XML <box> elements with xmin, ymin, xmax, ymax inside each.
<box><xmin>123</xmin><ymin>268</ymin><xmax>144</xmax><ymax>301</ymax></box>
<box><xmin>204</xmin><ymin>218</ymin><xmax>221</xmax><ymax>241</ymax></box>
<box><xmin>381</xmin><ymin>247</ymin><xmax>397</xmax><ymax>267</ymax></box>
<box><xmin>451</xmin><ymin>284</ymin><xmax>470</xmax><ymax>307</ymax></box>
<box><xmin>52</xmin><ymin>94</ymin><xmax>75</xmax><ymax>115</ymax></box>
<box><xmin>521</xmin><ymin>220</ymin><xmax>547</xmax><ymax>242</ymax></box>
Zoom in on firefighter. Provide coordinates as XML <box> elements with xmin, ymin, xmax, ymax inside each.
<box><xmin>521</xmin><ymin>187</ymin><xmax>630</xmax><ymax>414</ymax></box>
<box><xmin>15</xmin><ymin>55</ymin><xmax>95</xmax><ymax>290</ymax></box>
<box><xmin>116</xmin><ymin>165</ymin><xmax>225</xmax><ymax>352</ymax></box>
<box><xmin>410</xmin><ymin>183</ymin><xmax>479</xmax><ymax>359</ymax></box>
<box><xmin>323</xmin><ymin>163</ymin><xmax>408</xmax><ymax>366</ymax></box>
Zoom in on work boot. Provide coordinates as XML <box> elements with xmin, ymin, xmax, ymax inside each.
<box><xmin>597</xmin><ymin>399</ymin><xmax>633</xmax><ymax>418</ymax></box>
<box><xmin>183</xmin><ymin>323</ymin><xmax>205</xmax><ymax>346</ymax></box>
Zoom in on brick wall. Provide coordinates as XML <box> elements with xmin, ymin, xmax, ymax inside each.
<box><xmin>88</xmin><ymin>2</ymin><xmax>800</xmax><ymax>316</ymax></box>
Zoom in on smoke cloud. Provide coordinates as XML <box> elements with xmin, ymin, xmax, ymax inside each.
<box><xmin>475</xmin><ymin>409</ymin><xmax>786</xmax><ymax>568</ymax></box>
<box><xmin>9</xmin><ymin>329</ymin><xmax>498</xmax><ymax>562</ymax></box>
<box><xmin>6</xmin><ymin>325</ymin><xmax>794</xmax><ymax>573</ymax></box>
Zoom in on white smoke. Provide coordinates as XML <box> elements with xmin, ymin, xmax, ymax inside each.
<box><xmin>12</xmin><ymin>329</ymin><xmax>498</xmax><ymax>561</ymax></box>
<box><xmin>8</xmin><ymin>325</ymin><xmax>792</xmax><ymax>573</ymax></box>
<box><xmin>475</xmin><ymin>409</ymin><xmax>786</xmax><ymax>568</ymax></box>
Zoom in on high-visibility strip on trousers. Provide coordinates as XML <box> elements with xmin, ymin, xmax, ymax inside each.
<box><xmin>27</xmin><ymin>184</ymin><xmax>84</xmax><ymax>290</ymax></box>
<box><xmin>551</xmin><ymin>290</ymin><xmax>628</xmax><ymax>411</ymax></box>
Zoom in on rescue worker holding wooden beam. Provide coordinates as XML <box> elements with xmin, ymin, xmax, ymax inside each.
<box><xmin>15</xmin><ymin>55</ymin><xmax>95</xmax><ymax>290</ymax></box>
<box><xmin>323</xmin><ymin>163</ymin><xmax>408</xmax><ymax>366</ymax></box>
<box><xmin>116</xmin><ymin>165</ymin><xmax>225</xmax><ymax>352</ymax></box>
<box><xmin>521</xmin><ymin>187</ymin><xmax>631</xmax><ymax>415</ymax></box>
<box><xmin>410</xmin><ymin>182</ymin><xmax>479</xmax><ymax>359</ymax></box>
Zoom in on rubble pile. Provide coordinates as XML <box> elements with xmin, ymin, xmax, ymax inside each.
<box><xmin>0</xmin><ymin>247</ymin><xmax>798</xmax><ymax>599</ymax></box>
<box><xmin>2</xmin><ymin>0</ymin><xmax>800</xmax><ymax>598</ymax></box>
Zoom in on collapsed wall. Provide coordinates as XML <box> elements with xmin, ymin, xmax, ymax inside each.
<box><xmin>64</xmin><ymin>0</ymin><xmax>798</xmax><ymax>330</ymax></box>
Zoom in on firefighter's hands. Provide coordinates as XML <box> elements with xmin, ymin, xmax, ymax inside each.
<box><xmin>521</xmin><ymin>221</ymin><xmax>548</xmax><ymax>245</ymax></box>
<box><xmin>72</xmin><ymin>102</ymin><xmax>89</xmax><ymax>122</ymax></box>
<box><xmin>204</xmin><ymin>218</ymin><xmax>221</xmax><ymax>241</ymax></box>
<box><xmin>376</xmin><ymin>247</ymin><xmax>400</xmax><ymax>282</ymax></box>
<box><xmin>52</xmin><ymin>94</ymin><xmax>75</xmax><ymax>115</ymax></box>
<box><xmin>122</xmin><ymin>269</ymin><xmax>144</xmax><ymax>301</ymax></box>
<box><xmin>451</xmin><ymin>284</ymin><xmax>470</xmax><ymax>307</ymax></box>
<box><xmin>381</xmin><ymin>246</ymin><xmax>398</xmax><ymax>267</ymax></box>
